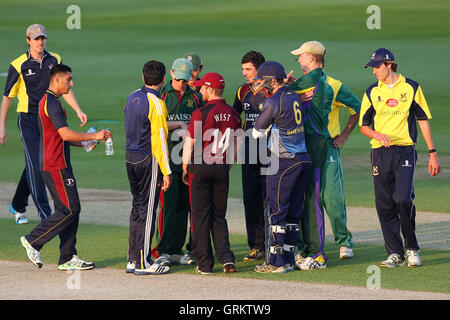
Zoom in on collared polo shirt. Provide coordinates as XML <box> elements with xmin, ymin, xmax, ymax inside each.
<box><xmin>233</xmin><ymin>83</ymin><xmax>271</xmax><ymax>131</ymax></box>
<box><xmin>161</xmin><ymin>81</ymin><xmax>204</xmax><ymax>172</ymax></box>
<box><xmin>324</xmin><ymin>73</ymin><xmax>361</xmax><ymax>138</ymax></box>
<box><xmin>289</xmin><ymin>68</ymin><xmax>332</xmax><ymax>137</ymax></box>
<box><xmin>124</xmin><ymin>86</ymin><xmax>171</xmax><ymax>176</ymax></box>
<box><xmin>38</xmin><ymin>90</ymin><xmax>71</xmax><ymax>171</ymax></box>
<box><xmin>359</xmin><ymin>74</ymin><xmax>431</xmax><ymax>149</ymax></box>
<box><xmin>4</xmin><ymin>50</ymin><xmax>62</xmax><ymax>114</ymax></box>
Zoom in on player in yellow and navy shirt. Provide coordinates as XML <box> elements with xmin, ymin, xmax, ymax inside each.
<box><xmin>124</xmin><ymin>60</ymin><xmax>172</xmax><ymax>275</ymax></box>
<box><xmin>0</xmin><ymin>24</ymin><xmax>87</xmax><ymax>225</ymax></box>
<box><xmin>360</xmin><ymin>48</ymin><xmax>441</xmax><ymax>268</ymax></box>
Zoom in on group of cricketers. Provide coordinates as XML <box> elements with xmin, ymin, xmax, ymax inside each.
<box><xmin>1</xmin><ymin>24</ymin><xmax>441</xmax><ymax>275</ymax></box>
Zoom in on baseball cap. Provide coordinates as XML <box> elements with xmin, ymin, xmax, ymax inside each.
<box><xmin>26</xmin><ymin>24</ymin><xmax>47</xmax><ymax>39</ymax></box>
<box><xmin>171</xmin><ymin>58</ymin><xmax>193</xmax><ymax>81</ymax></box>
<box><xmin>183</xmin><ymin>53</ymin><xmax>202</xmax><ymax>71</ymax></box>
<box><xmin>290</xmin><ymin>40</ymin><xmax>326</xmax><ymax>56</ymax></box>
<box><xmin>254</xmin><ymin>61</ymin><xmax>287</xmax><ymax>80</ymax></box>
<box><xmin>364</xmin><ymin>48</ymin><xmax>395</xmax><ymax>68</ymax></box>
<box><xmin>194</xmin><ymin>72</ymin><xmax>225</xmax><ymax>89</ymax></box>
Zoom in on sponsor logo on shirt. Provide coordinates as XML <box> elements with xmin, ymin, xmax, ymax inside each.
<box><xmin>25</xmin><ymin>69</ymin><xmax>36</xmax><ymax>76</ymax></box>
<box><xmin>386</xmin><ymin>98</ymin><xmax>398</xmax><ymax>107</ymax></box>
<box><xmin>399</xmin><ymin>93</ymin><xmax>408</xmax><ymax>102</ymax></box>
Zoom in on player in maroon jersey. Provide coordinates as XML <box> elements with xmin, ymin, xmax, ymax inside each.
<box><xmin>181</xmin><ymin>72</ymin><xmax>242</xmax><ymax>274</ymax></box>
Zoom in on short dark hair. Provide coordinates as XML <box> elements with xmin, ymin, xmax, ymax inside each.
<box><xmin>49</xmin><ymin>64</ymin><xmax>72</xmax><ymax>80</ymax></box>
<box><xmin>241</xmin><ymin>51</ymin><xmax>265</xmax><ymax>69</ymax></box>
<box><xmin>384</xmin><ymin>61</ymin><xmax>398</xmax><ymax>72</ymax></box>
<box><xmin>143</xmin><ymin>60</ymin><xmax>166</xmax><ymax>86</ymax></box>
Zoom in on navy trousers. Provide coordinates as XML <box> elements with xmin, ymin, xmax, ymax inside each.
<box><xmin>266</xmin><ymin>153</ymin><xmax>311</xmax><ymax>267</ymax></box>
<box><xmin>126</xmin><ymin>152</ymin><xmax>162</xmax><ymax>269</ymax></box>
<box><xmin>371</xmin><ymin>146</ymin><xmax>419</xmax><ymax>256</ymax></box>
<box><xmin>12</xmin><ymin>112</ymin><xmax>52</xmax><ymax>220</ymax></box>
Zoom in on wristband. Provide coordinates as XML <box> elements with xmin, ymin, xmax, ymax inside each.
<box><xmin>429</xmin><ymin>149</ymin><xmax>436</xmax><ymax>154</ymax></box>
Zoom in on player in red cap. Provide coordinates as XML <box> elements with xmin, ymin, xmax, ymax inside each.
<box><xmin>182</xmin><ymin>72</ymin><xmax>242</xmax><ymax>274</ymax></box>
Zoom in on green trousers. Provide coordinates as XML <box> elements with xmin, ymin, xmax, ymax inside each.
<box><xmin>298</xmin><ymin>136</ymin><xmax>353</xmax><ymax>259</ymax></box>
<box><xmin>152</xmin><ymin>172</ymin><xmax>190</xmax><ymax>257</ymax></box>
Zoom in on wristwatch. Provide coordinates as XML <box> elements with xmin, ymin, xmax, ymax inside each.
<box><xmin>429</xmin><ymin>149</ymin><xmax>437</xmax><ymax>154</ymax></box>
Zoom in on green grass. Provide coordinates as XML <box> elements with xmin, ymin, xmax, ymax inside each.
<box><xmin>2</xmin><ymin>218</ymin><xmax>449</xmax><ymax>293</ymax></box>
<box><xmin>1</xmin><ymin>0</ymin><xmax>449</xmax><ymax>211</ymax></box>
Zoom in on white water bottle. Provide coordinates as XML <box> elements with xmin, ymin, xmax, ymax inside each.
<box><xmin>105</xmin><ymin>129</ymin><xmax>113</xmax><ymax>156</ymax></box>
<box><xmin>81</xmin><ymin>126</ymin><xmax>98</xmax><ymax>152</ymax></box>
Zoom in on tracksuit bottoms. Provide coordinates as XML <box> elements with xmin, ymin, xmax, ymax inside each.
<box><xmin>126</xmin><ymin>152</ymin><xmax>163</xmax><ymax>269</ymax></box>
<box><xmin>188</xmin><ymin>163</ymin><xmax>235</xmax><ymax>273</ymax></box>
<box><xmin>371</xmin><ymin>145</ymin><xmax>419</xmax><ymax>257</ymax></box>
<box><xmin>25</xmin><ymin>167</ymin><xmax>80</xmax><ymax>265</ymax></box>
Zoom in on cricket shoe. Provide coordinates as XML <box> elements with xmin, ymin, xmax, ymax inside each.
<box><xmin>58</xmin><ymin>255</ymin><xmax>95</xmax><ymax>271</ymax></box>
<box><xmin>294</xmin><ymin>253</ymin><xmax>307</xmax><ymax>269</ymax></box>
<box><xmin>196</xmin><ymin>266</ymin><xmax>213</xmax><ymax>275</ymax></box>
<box><xmin>169</xmin><ymin>253</ymin><xmax>189</xmax><ymax>265</ymax></box>
<box><xmin>223</xmin><ymin>262</ymin><xmax>237</xmax><ymax>273</ymax></box>
<box><xmin>155</xmin><ymin>254</ymin><xmax>171</xmax><ymax>267</ymax></box>
<box><xmin>20</xmin><ymin>236</ymin><xmax>42</xmax><ymax>268</ymax></box>
<box><xmin>126</xmin><ymin>261</ymin><xmax>136</xmax><ymax>273</ymax></box>
<box><xmin>184</xmin><ymin>251</ymin><xmax>195</xmax><ymax>265</ymax></box>
<box><xmin>339</xmin><ymin>246</ymin><xmax>354</xmax><ymax>259</ymax></box>
<box><xmin>243</xmin><ymin>248</ymin><xmax>265</xmax><ymax>262</ymax></box>
<box><xmin>405</xmin><ymin>250</ymin><xmax>421</xmax><ymax>267</ymax></box>
<box><xmin>134</xmin><ymin>263</ymin><xmax>169</xmax><ymax>275</ymax></box>
<box><xmin>254</xmin><ymin>262</ymin><xmax>287</xmax><ymax>273</ymax></box>
<box><xmin>300</xmin><ymin>253</ymin><xmax>327</xmax><ymax>270</ymax></box>
<box><xmin>11</xmin><ymin>205</ymin><xmax>28</xmax><ymax>225</ymax></box>
<box><xmin>380</xmin><ymin>253</ymin><xmax>406</xmax><ymax>268</ymax></box>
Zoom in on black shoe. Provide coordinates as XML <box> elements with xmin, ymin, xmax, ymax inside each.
<box><xmin>243</xmin><ymin>248</ymin><xmax>265</xmax><ymax>262</ymax></box>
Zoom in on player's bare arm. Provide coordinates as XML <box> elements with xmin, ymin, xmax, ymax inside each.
<box><xmin>57</xmin><ymin>126</ymin><xmax>112</xmax><ymax>144</ymax></box>
<box><xmin>418</xmin><ymin>120</ymin><xmax>441</xmax><ymax>176</ymax></box>
<box><xmin>333</xmin><ymin>113</ymin><xmax>360</xmax><ymax>148</ymax></box>
<box><xmin>0</xmin><ymin>96</ymin><xmax>12</xmax><ymax>146</ymax></box>
<box><xmin>62</xmin><ymin>90</ymin><xmax>87</xmax><ymax>127</ymax></box>
<box><xmin>360</xmin><ymin>125</ymin><xmax>391</xmax><ymax>147</ymax></box>
<box><xmin>181</xmin><ymin>135</ymin><xmax>194</xmax><ymax>185</ymax></box>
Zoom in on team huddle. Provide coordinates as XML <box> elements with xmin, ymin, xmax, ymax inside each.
<box><xmin>1</xmin><ymin>24</ymin><xmax>441</xmax><ymax>275</ymax></box>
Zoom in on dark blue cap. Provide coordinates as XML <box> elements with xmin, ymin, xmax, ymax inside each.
<box><xmin>254</xmin><ymin>61</ymin><xmax>287</xmax><ymax>80</ymax></box>
<box><xmin>364</xmin><ymin>48</ymin><xmax>395</xmax><ymax>68</ymax></box>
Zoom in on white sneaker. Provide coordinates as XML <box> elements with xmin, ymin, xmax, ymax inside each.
<box><xmin>134</xmin><ymin>263</ymin><xmax>169</xmax><ymax>275</ymax></box>
<box><xmin>155</xmin><ymin>254</ymin><xmax>171</xmax><ymax>266</ymax></box>
<box><xmin>11</xmin><ymin>205</ymin><xmax>28</xmax><ymax>224</ymax></box>
<box><xmin>339</xmin><ymin>247</ymin><xmax>353</xmax><ymax>259</ymax></box>
<box><xmin>58</xmin><ymin>255</ymin><xmax>95</xmax><ymax>271</ymax></box>
<box><xmin>405</xmin><ymin>250</ymin><xmax>421</xmax><ymax>267</ymax></box>
<box><xmin>20</xmin><ymin>236</ymin><xmax>42</xmax><ymax>268</ymax></box>
<box><xmin>126</xmin><ymin>261</ymin><xmax>136</xmax><ymax>273</ymax></box>
<box><xmin>294</xmin><ymin>253</ymin><xmax>306</xmax><ymax>269</ymax></box>
<box><xmin>169</xmin><ymin>254</ymin><xmax>189</xmax><ymax>265</ymax></box>
<box><xmin>299</xmin><ymin>257</ymin><xmax>320</xmax><ymax>270</ymax></box>
<box><xmin>380</xmin><ymin>253</ymin><xmax>406</xmax><ymax>268</ymax></box>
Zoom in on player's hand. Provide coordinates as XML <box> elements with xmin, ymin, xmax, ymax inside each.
<box><xmin>373</xmin><ymin>132</ymin><xmax>391</xmax><ymax>147</ymax></box>
<box><xmin>162</xmin><ymin>175</ymin><xmax>172</xmax><ymax>191</ymax></box>
<box><xmin>284</xmin><ymin>70</ymin><xmax>296</xmax><ymax>84</ymax></box>
<box><xmin>428</xmin><ymin>153</ymin><xmax>441</xmax><ymax>177</ymax></box>
<box><xmin>77</xmin><ymin>111</ymin><xmax>88</xmax><ymax>127</ymax></box>
<box><xmin>182</xmin><ymin>170</ymin><xmax>189</xmax><ymax>186</ymax></box>
<box><xmin>95</xmin><ymin>129</ymin><xmax>112</xmax><ymax>142</ymax></box>
<box><xmin>300</xmin><ymin>90</ymin><xmax>314</xmax><ymax>103</ymax></box>
<box><xmin>0</xmin><ymin>127</ymin><xmax>7</xmax><ymax>146</ymax></box>
<box><xmin>333</xmin><ymin>132</ymin><xmax>350</xmax><ymax>148</ymax></box>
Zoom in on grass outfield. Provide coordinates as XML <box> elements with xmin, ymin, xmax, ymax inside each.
<box><xmin>1</xmin><ymin>0</ymin><xmax>449</xmax><ymax>212</ymax></box>
<box><xmin>1</xmin><ymin>218</ymin><xmax>449</xmax><ymax>294</ymax></box>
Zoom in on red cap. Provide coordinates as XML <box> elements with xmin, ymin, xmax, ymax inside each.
<box><xmin>194</xmin><ymin>72</ymin><xmax>225</xmax><ymax>89</ymax></box>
